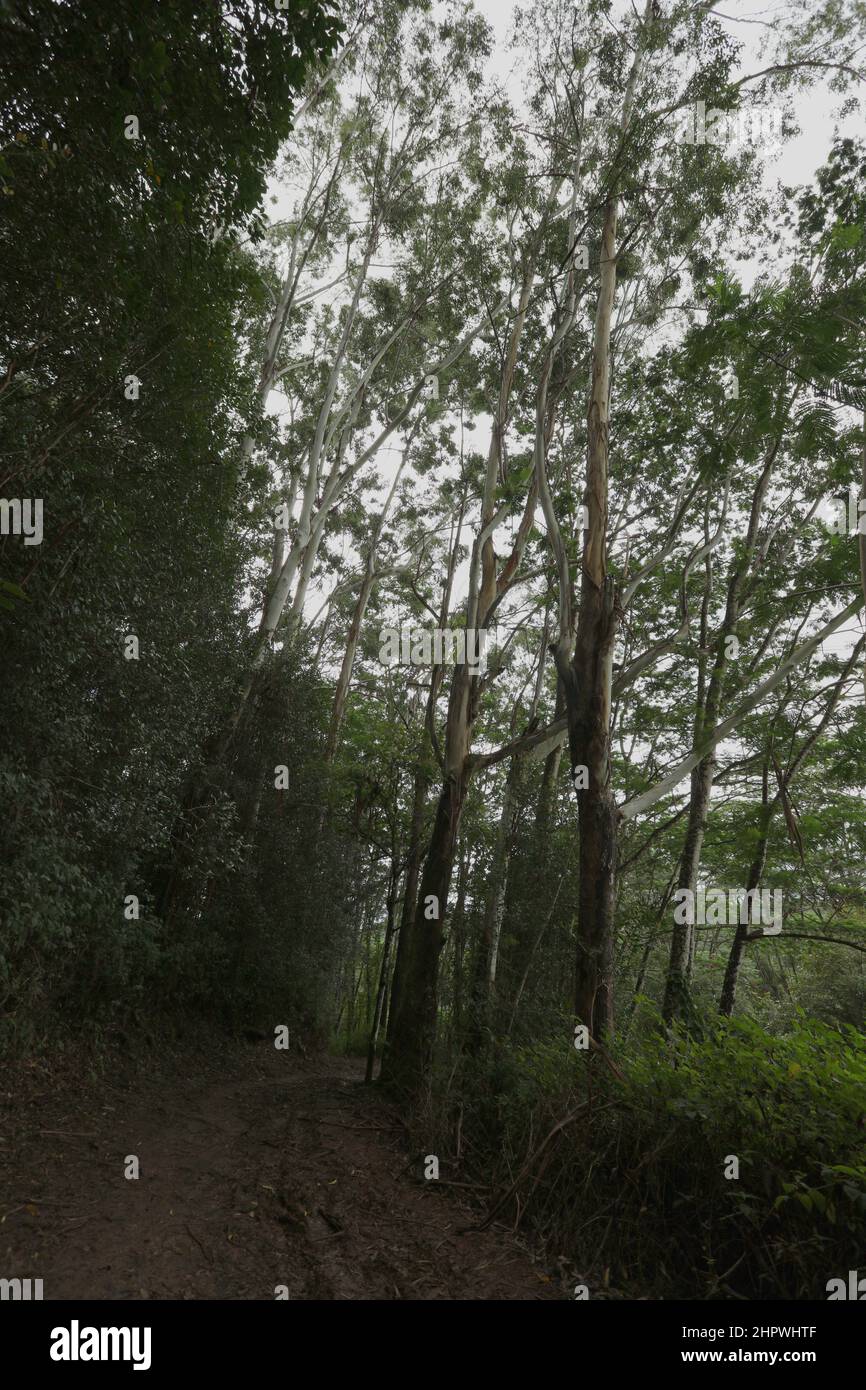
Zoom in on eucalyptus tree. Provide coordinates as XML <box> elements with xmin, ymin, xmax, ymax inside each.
<box><xmin>380</xmin><ymin>149</ymin><xmax>573</xmax><ymax>1090</ymax></box>
<box><xmin>235</xmin><ymin>0</ymin><xmax>505</xmax><ymax>710</ymax></box>
<box><xmin>658</xmin><ymin>134</ymin><xmax>866</xmax><ymax>1018</ymax></box>
<box><xmin>476</xmin><ymin>0</ymin><xmax>762</xmax><ymax>1035</ymax></box>
<box><xmin>718</xmin><ymin>635</ymin><xmax>866</xmax><ymax>1015</ymax></box>
<box><xmin>505</xmin><ymin>0</ymin><xmax>866</xmax><ymax>1038</ymax></box>
<box><xmin>160</xmin><ymin>0</ymin><xmax>507</xmax><ymax>922</ymax></box>
<box><xmin>376</xmin><ymin>0</ymin><xmax>866</xmax><ymax>1084</ymax></box>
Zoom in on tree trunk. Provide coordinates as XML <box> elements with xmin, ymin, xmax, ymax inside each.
<box><xmin>569</xmin><ymin>569</ymin><xmax>618</xmax><ymax>1037</ymax></box>
<box><xmin>378</xmin><ymin>256</ymin><xmax>538</xmax><ymax>1090</ymax></box>
<box><xmin>384</xmin><ymin>760</ymin><xmax>430</xmax><ymax>1054</ymax></box>
<box><xmin>720</xmin><ymin>774</ymin><xmax>772</xmax><ymax>1016</ymax></box>
<box><xmin>568</xmin><ymin>185</ymin><xmax>620</xmax><ymax>1037</ymax></box>
<box><xmin>622</xmin><ymin>871</ymin><xmax>677</xmax><ymax>1037</ymax></box>
<box><xmin>662</xmin><ymin>754</ymin><xmax>714</xmax><ymax>1021</ymax></box>
<box><xmin>466</xmin><ymin>758</ymin><xmax>519</xmax><ymax>1049</ymax></box>
<box><xmin>381</xmin><ymin>764</ymin><xmax>469</xmax><ymax>1092</ymax></box>
<box><xmin>450</xmin><ymin>841</ymin><xmax>470</xmax><ymax>1045</ymax></box>
<box><xmin>502</xmin><ymin>722</ymin><xmax>562</xmax><ymax>1013</ymax></box>
<box><xmin>365</xmin><ymin>852</ymin><xmax>400</xmax><ymax>1082</ymax></box>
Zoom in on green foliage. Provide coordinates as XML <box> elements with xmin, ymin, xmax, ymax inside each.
<box><xmin>426</xmin><ymin>1014</ymin><xmax>866</xmax><ymax>1299</ymax></box>
<box><xmin>3</xmin><ymin>0</ymin><xmax>866</xmax><ymax>1309</ymax></box>
<box><xmin>0</xmin><ymin>0</ymin><xmax>340</xmax><ymax>1052</ymax></box>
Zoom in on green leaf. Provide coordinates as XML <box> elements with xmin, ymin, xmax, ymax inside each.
<box><xmin>0</xmin><ymin>578</ymin><xmax>29</xmax><ymax>601</ymax></box>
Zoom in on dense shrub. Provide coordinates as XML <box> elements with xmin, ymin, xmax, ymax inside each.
<box><xmin>422</xmin><ymin>1011</ymin><xmax>866</xmax><ymax>1299</ymax></box>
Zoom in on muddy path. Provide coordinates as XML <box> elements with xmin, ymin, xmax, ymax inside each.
<box><xmin>0</xmin><ymin>1043</ymin><xmax>560</xmax><ymax>1300</ymax></box>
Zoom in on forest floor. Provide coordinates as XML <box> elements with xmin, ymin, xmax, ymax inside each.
<box><xmin>0</xmin><ymin>1039</ymin><xmax>561</xmax><ymax>1300</ymax></box>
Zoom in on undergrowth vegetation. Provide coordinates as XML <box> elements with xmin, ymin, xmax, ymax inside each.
<box><xmin>417</xmin><ymin>1013</ymin><xmax>866</xmax><ymax>1300</ymax></box>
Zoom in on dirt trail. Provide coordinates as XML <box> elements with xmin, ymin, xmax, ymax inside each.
<box><xmin>0</xmin><ymin>1043</ymin><xmax>560</xmax><ymax>1300</ymax></box>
